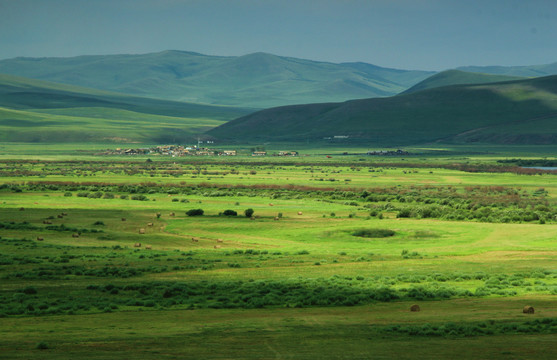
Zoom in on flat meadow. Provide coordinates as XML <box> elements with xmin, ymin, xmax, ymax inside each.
<box><xmin>0</xmin><ymin>145</ymin><xmax>556</xmax><ymax>359</ymax></box>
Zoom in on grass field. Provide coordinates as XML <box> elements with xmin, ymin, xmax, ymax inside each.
<box><xmin>0</xmin><ymin>150</ymin><xmax>556</xmax><ymax>359</ymax></box>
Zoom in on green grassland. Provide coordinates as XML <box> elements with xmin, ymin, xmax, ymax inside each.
<box><xmin>0</xmin><ymin>156</ymin><xmax>556</xmax><ymax>359</ymax></box>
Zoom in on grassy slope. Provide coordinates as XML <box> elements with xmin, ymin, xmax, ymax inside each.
<box><xmin>0</xmin><ymin>51</ymin><xmax>434</xmax><ymax>108</ymax></box>
<box><xmin>0</xmin><ymin>74</ymin><xmax>250</xmax><ymax>143</ymax></box>
<box><xmin>402</xmin><ymin>70</ymin><xmax>524</xmax><ymax>94</ymax></box>
<box><xmin>207</xmin><ymin>75</ymin><xmax>557</xmax><ymax>145</ymax></box>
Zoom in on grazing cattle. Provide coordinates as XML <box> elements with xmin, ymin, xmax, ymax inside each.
<box><xmin>145</xmin><ymin>245</ymin><xmax>152</xmax><ymax>250</ymax></box>
<box><xmin>61</xmin><ymin>212</ymin><xmax>68</xmax><ymax>216</ymax></box>
<box><xmin>139</xmin><ymin>228</ymin><xmax>145</xmax><ymax>234</ymax></box>
<box><xmin>250</xmin><ymin>217</ymin><xmax>255</xmax><ymax>220</ymax></box>
<box><xmin>19</xmin><ymin>207</ymin><xmax>24</xmax><ymax>211</ymax></box>
<box><xmin>134</xmin><ymin>243</ymin><xmax>141</xmax><ymax>247</ymax></box>
<box><xmin>214</xmin><ymin>245</ymin><xmax>221</xmax><ymax>249</ymax></box>
<box><xmin>410</xmin><ymin>304</ymin><xmax>421</xmax><ymax>312</ymax></box>
<box><xmin>37</xmin><ymin>237</ymin><xmax>44</xmax><ymax>241</ymax></box>
<box><xmin>274</xmin><ymin>217</ymin><xmax>279</xmax><ymax>221</ymax></box>
<box><xmin>216</xmin><ymin>239</ymin><xmax>223</xmax><ymax>243</ymax></box>
<box><xmin>169</xmin><ymin>212</ymin><xmax>175</xmax><ymax>217</ymax></box>
<box><xmin>43</xmin><ymin>220</ymin><xmax>52</xmax><ymax>224</ymax></box>
<box><xmin>72</xmin><ymin>233</ymin><xmax>80</xmax><ymax>238</ymax></box>
<box><xmin>192</xmin><ymin>238</ymin><xmax>198</xmax><ymax>242</ymax></box>
<box><xmin>57</xmin><ymin>215</ymin><xmax>64</xmax><ymax>218</ymax></box>
<box><xmin>147</xmin><ymin>222</ymin><xmax>154</xmax><ymax>227</ymax></box>
<box><xmin>269</xmin><ymin>203</ymin><xmax>274</xmax><ymax>206</ymax></box>
<box><xmin>121</xmin><ymin>218</ymin><xmax>126</xmax><ymax>221</ymax></box>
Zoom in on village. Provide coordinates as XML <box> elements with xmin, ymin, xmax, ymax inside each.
<box><xmin>100</xmin><ymin>145</ymin><xmax>300</xmax><ymax>157</ymax></box>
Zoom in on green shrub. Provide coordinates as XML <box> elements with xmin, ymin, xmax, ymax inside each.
<box><xmin>186</xmin><ymin>209</ymin><xmax>204</xmax><ymax>216</ymax></box>
<box><xmin>244</xmin><ymin>208</ymin><xmax>255</xmax><ymax>217</ymax></box>
<box><xmin>222</xmin><ymin>210</ymin><xmax>238</xmax><ymax>216</ymax></box>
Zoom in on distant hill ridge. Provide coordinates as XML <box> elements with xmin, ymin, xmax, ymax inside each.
<box><xmin>0</xmin><ymin>50</ymin><xmax>435</xmax><ymax>108</ymax></box>
<box><xmin>207</xmin><ymin>75</ymin><xmax>557</xmax><ymax>145</ymax></box>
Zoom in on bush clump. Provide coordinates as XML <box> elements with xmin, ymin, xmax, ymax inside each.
<box><xmin>244</xmin><ymin>208</ymin><xmax>254</xmax><ymax>217</ymax></box>
<box><xmin>352</xmin><ymin>229</ymin><xmax>395</xmax><ymax>238</ymax></box>
<box><xmin>186</xmin><ymin>209</ymin><xmax>204</xmax><ymax>216</ymax></box>
<box><xmin>222</xmin><ymin>210</ymin><xmax>237</xmax><ymax>216</ymax></box>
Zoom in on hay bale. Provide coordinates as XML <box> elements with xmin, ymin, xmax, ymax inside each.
<box><xmin>298</xmin><ymin>211</ymin><xmax>303</xmax><ymax>215</ymax></box>
<box><xmin>216</xmin><ymin>239</ymin><xmax>223</xmax><ymax>243</ymax></box>
<box><xmin>274</xmin><ymin>217</ymin><xmax>279</xmax><ymax>221</ymax></box>
<box><xmin>250</xmin><ymin>216</ymin><xmax>255</xmax><ymax>220</ymax></box>
<box><xmin>139</xmin><ymin>228</ymin><xmax>145</xmax><ymax>234</ymax></box>
<box><xmin>147</xmin><ymin>222</ymin><xmax>154</xmax><ymax>227</ymax></box>
<box><xmin>134</xmin><ymin>243</ymin><xmax>141</xmax><ymax>248</ymax></box>
<box><xmin>523</xmin><ymin>305</ymin><xmax>535</xmax><ymax>314</ymax></box>
<box><xmin>36</xmin><ymin>237</ymin><xmax>44</xmax><ymax>241</ymax></box>
<box><xmin>72</xmin><ymin>233</ymin><xmax>80</xmax><ymax>238</ymax></box>
<box><xmin>214</xmin><ymin>245</ymin><xmax>221</xmax><ymax>249</ymax></box>
<box><xmin>169</xmin><ymin>212</ymin><xmax>175</xmax><ymax>217</ymax></box>
<box><xmin>145</xmin><ymin>245</ymin><xmax>152</xmax><ymax>250</ymax></box>
<box><xmin>410</xmin><ymin>304</ymin><xmax>420</xmax><ymax>312</ymax></box>
<box><xmin>192</xmin><ymin>238</ymin><xmax>198</xmax><ymax>242</ymax></box>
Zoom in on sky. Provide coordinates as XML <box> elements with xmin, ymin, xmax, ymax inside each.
<box><xmin>1</xmin><ymin>0</ymin><xmax>556</xmax><ymax>71</ymax></box>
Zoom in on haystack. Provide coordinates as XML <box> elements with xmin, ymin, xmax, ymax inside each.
<box><xmin>145</xmin><ymin>245</ymin><xmax>152</xmax><ymax>250</ymax></box>
<box><xmin>214</xmin><ymin>245</ymin><xmax>221</xmax><ymax>249</ymax></box>
<box><xmin>274</xmin><ymin>217</ymin><xmax>279</xmax><ymax>221</ymax></box>
<box><xmin>298</xmin><ymin>211</ymin><xmax>303</xmax><ymax>215</ymax></box>
<box><xmin>410</xmin><ymin>304</ymin><xmax>420</xmax><ymax>312</ymax></box>
<box><xmin>523</xmin><ymin>305</ymin><xmax>534</xmax><ymax>314</ymax></box>
<box><xmin>72</xmin><ymin>233</ymin><xmax>80</xmax><ymax>238</ymax></box>
<box><xmin>139</xmin><ymin>228</ymin><xmax>145</xmax><ymax>234</ymax></box>
<box><xmin>216</xmin><ymin>239</ymin><xmax>223</xmax><ymax>243</ymax></box>
<box><xmin>192</xmin><ymin>238</ymin><xmax>198</xmax><ymax>242</ymax></box>
<box><xmin>134</xmin><ymin>243</ymin><xmax>141</xmax><ymax>247</ymax></box>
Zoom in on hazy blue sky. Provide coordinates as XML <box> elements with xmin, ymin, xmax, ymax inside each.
<box><xmin>1</xmin><ymin>0</ymin><xmax>556</xmax><ymax>70</ymax></box>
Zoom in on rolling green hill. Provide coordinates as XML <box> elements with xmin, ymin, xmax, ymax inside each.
<box><xmin>0</xmin><ymin>51</ymin><xmax>434</xmax><ymax>108</ymax></box>
<box><xmin>207</xmin><ymin>75</ymin><xmax>557</xmax><ymax>145</ymax></box>
<box><xmin>0</xmin><ymin>73</ymin><xmax>250</xmax><ymax>143</ymax></box>
<box><xmin>402</xmin><ymin>70</ymin><xmax>524</xmax><ymax>94</ymax></box>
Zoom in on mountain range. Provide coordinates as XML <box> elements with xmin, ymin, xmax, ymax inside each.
<box><xmin>0</xmin><ymin>51</ymin><xmax>435</xmax><ymax>108</ymax></box>
<box><xmin>1</xmin><ymin>50</ymin><xmax>557</xmax><ymax>145</ymax></box>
